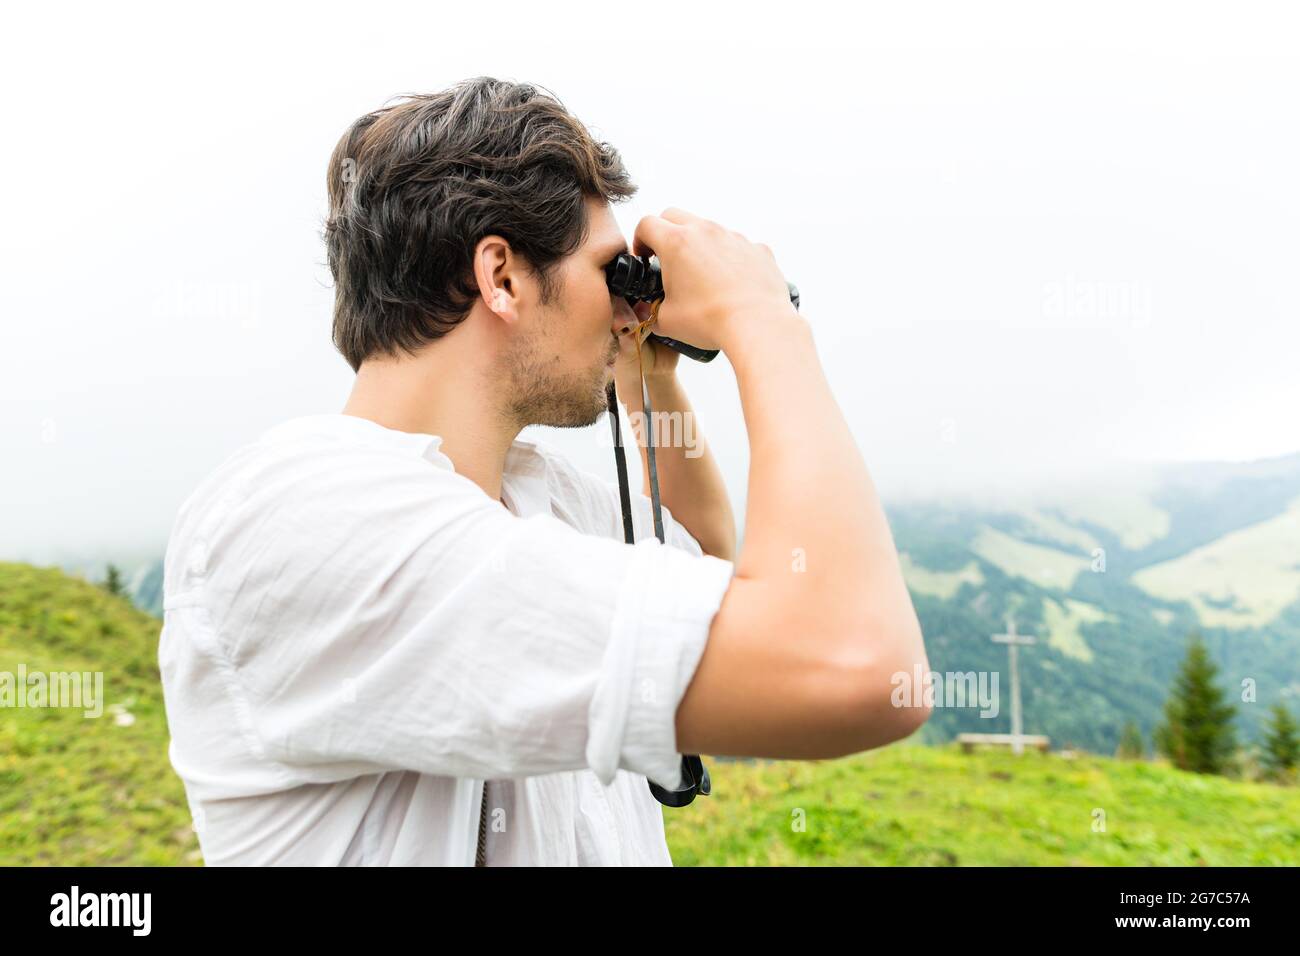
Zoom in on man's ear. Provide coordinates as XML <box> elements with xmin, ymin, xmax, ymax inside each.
<box><xmin>473</xmin><ymin>234</ymin><xmax>518</xmax><ymax>321</ymax></box>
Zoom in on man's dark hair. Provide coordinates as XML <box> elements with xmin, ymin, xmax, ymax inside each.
<box><xmin>324</xmin><ymin>76</ymin><xmax>638</xmax><ymax>372</ymax></box>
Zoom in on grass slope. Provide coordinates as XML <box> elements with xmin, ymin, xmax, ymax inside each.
<box><xmin>0</xmin><ymin>561</ymin><xmax>197</xmax><ymax>865</ymax></box>
<box><xmin>665</xmin><ymin>745</ymin><xmax>1300</xmax><ymax>866</ymax></box>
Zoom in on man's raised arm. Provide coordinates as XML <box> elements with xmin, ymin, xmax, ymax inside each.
<box><xmin>629</xmin><ymin>208</ymin><xmax>931</xmax><ymax>762</ymax></box>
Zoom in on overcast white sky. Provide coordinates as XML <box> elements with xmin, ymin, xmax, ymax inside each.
<box><xmin>2</xmin><ymin>0</ymin><xmax>1297</xmax><ymax>567</ymax></box>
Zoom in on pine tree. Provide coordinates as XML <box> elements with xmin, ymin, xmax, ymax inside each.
<box><xmin>1260</xmin><ymin>703</ymin><xmax>1298</xmax><ymax>780</ymax></box>
<box><xmin>1115</xmin><ymin>720</ymin><xmax>1145</xmax><ymax>760</ymax></box>
<box><xmin>1154</xmin><ymin>634</ymin><xmax>1237</xmax><ymax>774</ymax></box>
<box><xmin>103</xmin><ymin>563</ymin><xmax>126</xmax><ymax>597</ymax></box>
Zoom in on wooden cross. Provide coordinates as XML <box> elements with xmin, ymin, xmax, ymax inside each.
<box><xmin>991</xmin><ymin>617</ymin><xmax>1037</xmax><ymax>755</ymax></box>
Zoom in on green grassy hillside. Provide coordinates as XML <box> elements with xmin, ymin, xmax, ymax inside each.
<box><xmin>3</xmin><ymin>562</ymin><xmax>1297</xmax><ymax>866</ymax></box>
<box><xmin>665</xmin><ymin>745</ymin><xmax>1300</xmax><ymax>866</ymax></box>
<box><xmin>0</xmin><ymin>561</ymin><xmax>198</xmax><ymax>865</ymax></box>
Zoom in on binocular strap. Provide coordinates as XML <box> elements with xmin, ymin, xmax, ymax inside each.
<box><xmin>604</xmin><ymin>317</ymin><xmax>711</xmax><ymax>809</ymax></box>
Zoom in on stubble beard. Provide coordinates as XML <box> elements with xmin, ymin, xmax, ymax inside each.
<box><xmin>500</xmin><ymin>322</ymin><xmax>612</xmax><ymax>430</ymax></box>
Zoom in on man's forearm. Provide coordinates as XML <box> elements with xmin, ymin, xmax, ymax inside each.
<box><xmin>617</xmin><ymin>372</ymin><xmax>736</xmax><ymax>561</ymax></box>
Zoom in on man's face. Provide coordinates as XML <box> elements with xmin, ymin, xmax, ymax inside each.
<box><xmin>499</xmin><ymin>197</ymin><xmax>637</xmax><ymax>428</ymax></box>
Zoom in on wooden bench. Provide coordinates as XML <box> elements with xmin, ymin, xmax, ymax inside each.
<box><xmin>957</xmin><ymin>733</ymin><xmax>1051</xmax><ymax>754</ymax></box>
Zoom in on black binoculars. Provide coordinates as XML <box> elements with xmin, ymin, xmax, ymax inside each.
<box><xmin>605</xmin><ymin>253</ymin><xmax>800</xmax><ymax>362</ymax></box>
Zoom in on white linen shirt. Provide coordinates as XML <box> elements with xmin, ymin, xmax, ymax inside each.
<box><xmin>158</xmin><ymin>412</ymin><xmax>735</xmax><ymax>866</ymax></box>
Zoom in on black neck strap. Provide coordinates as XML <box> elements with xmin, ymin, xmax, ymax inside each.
<box><xmin>605</xmin><ymin>379</ymin><xmax>712</xmax><ymax>809</ymax></box>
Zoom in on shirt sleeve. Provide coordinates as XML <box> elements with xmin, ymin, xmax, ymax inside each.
<box><xmin>185</xmin><ymin>454</ymin><xmax>735</xmax><ymax>794</ymax></box>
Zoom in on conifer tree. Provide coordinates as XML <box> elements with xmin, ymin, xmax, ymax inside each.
<box><xmin>1154</xmin><ymin>634</ymin><xmax>1237</xmax><ymax>774</ymax></box>
<box><xmin>103</xmin><ymin>563</ymin><xmax>126</xmax><ymax>597</ymax></box>
<box><xmin>1260</xmin><ymin>703</ymin><xmax>1298</xmax><ymax>779</ymax></box>
<box><xmin>1116</xmin><ymin>720</ymin><xmax>1145</xmax><ymax>760</ymax></box>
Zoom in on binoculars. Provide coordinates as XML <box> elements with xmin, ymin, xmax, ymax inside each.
<box><xmin>605</xmin><ymin>253</ymin><xmax>800</xmax><ymax>362</ymax></box>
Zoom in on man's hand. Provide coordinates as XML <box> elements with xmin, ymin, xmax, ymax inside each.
<box><xmin>613</xmin><ymin>300</ymin><xmax>680</xmax><ymax>395</ymax></box>
<box><xmin>631</xmin><ymin>208</ymin><xmax>796</xmax><ymax>355</ymax></box>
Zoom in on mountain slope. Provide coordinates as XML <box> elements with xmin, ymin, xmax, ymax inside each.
<box><xmin>0</xmin><ymin>562</ymin><xmax>197</xmax><ymax>865</ymax></box>
<box><xmin>889</xmin><ymin>451</ymin><xmax>1300</xmax><ymax>753</ymax></box>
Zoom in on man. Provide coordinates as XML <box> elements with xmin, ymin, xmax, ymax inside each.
<box><xmin>158</xmin><ymin>76</ymin><xmax>930</xmax><ymax>866</ymax></box>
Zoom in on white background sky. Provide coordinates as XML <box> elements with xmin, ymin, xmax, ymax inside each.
<box><xmin>2</xmin><ymin>0</ymin><xmax>1297</xmax><ymax>567</ymax></box>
